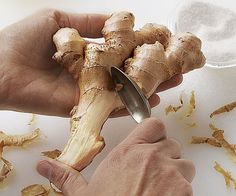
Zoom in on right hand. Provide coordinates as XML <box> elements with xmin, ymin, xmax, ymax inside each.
<box><xmin>37</xmin><ymin>118</ymin><xmax>195</xmax><ymax>196</ymax></box>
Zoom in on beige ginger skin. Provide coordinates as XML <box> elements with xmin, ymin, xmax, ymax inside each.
<box><xmin>53</xmin><ymin>11</ymin><xmax>205</xmax><ymax>171</ymax></box>
<box><xmin>0</xmin><ymin>129</ymin><xmax>39</xmax><ymax>182</ymax></box>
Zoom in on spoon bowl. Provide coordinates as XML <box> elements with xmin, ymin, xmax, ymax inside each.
<box><xmin>111</xmin><ymin>66</ymin><xmax>151</xmax><ymax>123</ymax></box>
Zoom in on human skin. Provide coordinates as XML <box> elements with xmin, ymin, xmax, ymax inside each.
<box><xmin>37</xmin><ymin>118</ymin><xmax>195</xmax><ymax>196</ymax></box>
<box><xmin>0</xmin><ymin>9</ymin><xmax>182</xmax><ymax>117</ymax></box>
<box><xmin>0</xmin><ymin>9</ymin><xmax>192</xmax><ymax>196</ymax></box>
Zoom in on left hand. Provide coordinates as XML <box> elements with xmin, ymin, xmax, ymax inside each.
<box><xmin>0</xmin><ymin>9</ymin><xmax>182</xmax><ymax>117</ymax></box>
<box><xmin>0</xmin><ymin>9</ymin><xmax>108</xmax><ymax>116</ymax></box>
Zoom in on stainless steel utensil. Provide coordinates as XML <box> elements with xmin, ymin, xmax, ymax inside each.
<box><xmin>111</xmin><ymin>66</ymin><xmax>151</xmax><ymax>123</ymax></box>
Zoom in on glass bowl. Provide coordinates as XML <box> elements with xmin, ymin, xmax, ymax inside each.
<box><xmin>168</xmin><ymin>0</ymin><xmax>236</xmax><ymax>68</ymax></box>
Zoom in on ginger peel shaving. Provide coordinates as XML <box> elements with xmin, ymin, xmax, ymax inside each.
<box><xmin>21</xmin><ymin>184</ymin><xmax>62</xmax><ymax>196</ymax></box>
<box><xmin>42</xmin><ymin>149</ymin><xmax>62</xmax><ymax>159</ymax></box>
<box><xmin>0</xmin><ymin>129</ymin><xmax>40</xmax><ymax>182</ymax></box>
<box><xmin>209</xmin><ymin>124</ymin><xmax>236</xmax><ymax>162</ymax></box>
<box><xmin>214</xmin><ymin>162</ymin><xmax>236</xmax><ymax>189</ymax></box>
<box><xmin>165</xmin><ymin>94</ymin><xmax>183</xmax><ymax>115</ymax></box>
<box><xmin>192</xmin><ymin>124</ymin><xmax>236</xmax><ymax>163</ymax></box>
<box><xmin>210</xmin><ymin>101</ymin><xmax>236</xmax><ymax>118</ymax></box>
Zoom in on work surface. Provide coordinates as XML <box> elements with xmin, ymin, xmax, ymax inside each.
<box><xmin>0</xmin><ymin>0</ymin><xmax>236</xmax><ymax>195</ymax></box>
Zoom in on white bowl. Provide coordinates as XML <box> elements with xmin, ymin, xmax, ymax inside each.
<box><xmin>167</xmin><ymin>0</ymin><xmax>236</xmax><ymax>68</ymax></box>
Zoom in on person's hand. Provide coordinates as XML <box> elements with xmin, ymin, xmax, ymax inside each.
<box><xmin>37</xmin><ymin>118</ymin><xmax>195</xmax><ymax>196</ymax></box>
<box><xmin>0</xmin><ymin>9</ymin><xmax>182</xmax><ymax>117</ymax></box>
<box><xmin>0</xmin><ymin>9</ymin><xmax>108</xmax><ymax>116</ymax></box>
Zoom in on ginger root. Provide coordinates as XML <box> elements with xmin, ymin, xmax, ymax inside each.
<box><xmin>191</xmin><ymin>136</ymin><xmax>221</xmax><ymax>147</ymax></box>
<box><xmin>21</xmin><ymin>184</ymin><xmax>49</xmax><ymax>196</ymax></box>
<box><xmin>165</xmin><ymin>94</ymin><xmax>183</xmax><ymax>115</ymax></box>
<box><xmin>209</xmin><ymin>124</ymin><xmax>236</xmax><ymax>163</ymax></box>
<box><xmin>191</xmin><ymin>124</ymin><xmax>236</xmax><ymax>162</ymax></box>
<box><xmin>191</xmin><ymin>136</ymin><xmax>236</xmax><ymax>149</ymax></box>
<box><xmin>210</xmin><ymin>101</ymin><xmax>236</xmax><ymax>118</ymax></box>
<box><xmin>21</xmin><ymin>184</ymin><xmax>62</xmax><ymax>196</ymax></box>
<box><xmin>28</xmin><ymin>114</ymin><xmax>36</xmax><ymax>126</ymax></box>
<box><xmin>42</xmin><ymin>149</ymin><xmax>61</xmax><ymax>159</ymax></box>
<box><xmin>165</xmin><ymin>105</ymin><xmax>182</xmax><ymax>115</ymax></box>
<box><xmin>0</xmin><ymin>129</ymin><xmax>39</xmax><ymax>182</ymax></box>
<box><xmin>185</xmin><ymin>91</ymin><xmax>196</xmax><ymax>117</ymax></box>
<box><xmin>53</xmin><ymin>11</ymin><xmax>205</xmax><ymax>170</ymax></box>
<box><xmin>0</xmin><ymin>158</ymin><xmax>13</xmax><ymax>182</ymax></box>
<box><xmin>214</xmin><ymin>162</ymin><xmax>236</xmax><ymax>189</ymax></box>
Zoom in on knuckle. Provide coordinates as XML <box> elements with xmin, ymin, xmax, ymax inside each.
<box><xmin>186</xmin><ymin>160</ymin><xmax>195</xmax><ymax>171</ymax></box>
<box><xmin>167</xmin><ymin>139</ymin><xmax>181</xmax><ymax>150</ymax></box>
<box><xmin>146</xmin><ymin>118</ymin><xmax>166</xmax><ymax>136</ymax></box>
<box><xmin>144</xmin><ymin>150</ymin><xmax>156</xmax><ymax>161</ymax></box>
<box><xmin>180</xmin><ymin>159</ymin><xmax>195</xmax><ymax>171</ymax></box>
<box><xmin>182</xmin><ymin>160</ymin><xmax>196</xmax><ymax>178</ymax></box>
<box><xmin>142</xmin><ymin>149</ymin><xmax>163</xmax><ymax>163</ymax></box>
<box><xmin>107</xmin><ymin>144</ymin><xmax>132</xmax><ymax>166</ymax></box>
<box><xmin>50</xmin><ymin>168</ymin><xmax>71</xmax><ymax>190</ymax></box>
<box><xmin>180</xmin><ymin>181</ymin><xmax>193</xmax><ymax>196</ymax></box>
<box><xmin>147</xmin><ymin>118</ymin><xmax>165</xmax><ymax>130</ymax></box>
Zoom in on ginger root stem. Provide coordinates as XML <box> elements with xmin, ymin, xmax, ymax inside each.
<box><xmin>53</xmin><ymin>11</ymin><xmax>205</xmax><ymax>170</ymax></box>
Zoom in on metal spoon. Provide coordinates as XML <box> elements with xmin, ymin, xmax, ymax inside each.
<box><xmin>111</xmin><ymin>66</ymin><xmax>151</xmax><ymax>123</ymax></box>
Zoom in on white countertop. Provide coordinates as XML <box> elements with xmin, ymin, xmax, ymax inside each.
<box><xmin>0</xmin><ymin>0</ymin><xmax>236</xmax><ymax>195</ymax></box>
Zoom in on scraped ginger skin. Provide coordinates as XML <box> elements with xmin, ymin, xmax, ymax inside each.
<box><xmin>0</xmin><ymin>158</ymin><xmax>12</xmax><ymax>182</ymax></box>
<box><xmin>210</xmin><ymin>101</ymin><xmax>236</xmax><ymax>118</ymax></box>
<box><xmin>0</xmin><ymin>129</ymin><xmax>39</xmax><ymax>182</ymax></box>
<box><xmin>21</xmin><ymin>184</ymin><xmax>62</xmax><ymax>196</ymax></box>
<box><xmin>53</xmin><ymin>11</ymin><xmax>205</xmax><ymax>171</ymax></box>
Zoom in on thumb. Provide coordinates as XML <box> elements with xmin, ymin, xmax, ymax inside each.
<box><xmin>37</xmin><ymin>159</ymin><xmax>87</xmax><ymax>196</ymax></box>
<box><xmin>122</xmin><ymin>117</ymin><xmax>167</xmax><ymax>145</ymax></box>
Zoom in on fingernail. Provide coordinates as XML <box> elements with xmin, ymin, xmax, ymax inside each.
<box><xmin>37</xmin><ymin>160</ymin><xmax>53</xmax><ymax>178</ymax></box>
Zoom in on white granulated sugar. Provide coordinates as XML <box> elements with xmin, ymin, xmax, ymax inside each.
<box><xmin>176</xmin><ymin>1</ymin><xmax>236</xmax><ymax>66</ymax></box>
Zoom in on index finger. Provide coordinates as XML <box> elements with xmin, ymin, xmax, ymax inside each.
<box><xmin>122</xmin><ymin>118</ymin><xmax>167</xmax><ymax>145</ymax></box>
<box><xmin>53</xmin><ymin>10</ymin><xmax>109</xmax><ymax>38</ymax></box>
